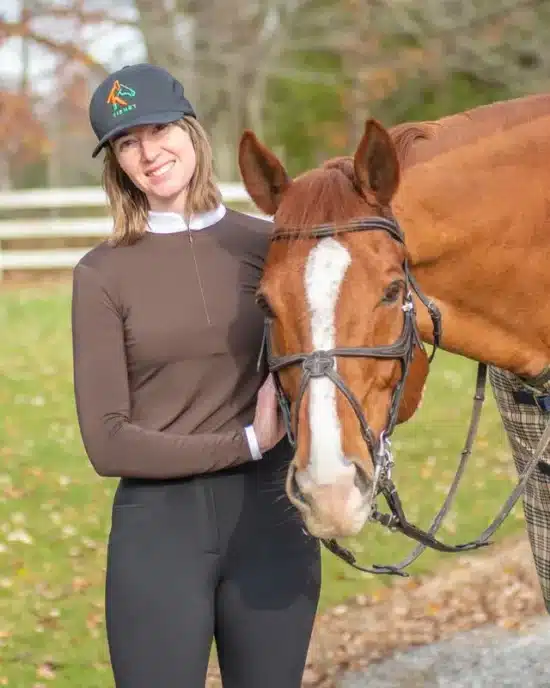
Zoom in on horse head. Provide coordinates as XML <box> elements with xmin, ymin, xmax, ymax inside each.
<box><xmin>239</xmin><ymin>119</ymin><xmax>430</xmax><ymax>539</ymax></box>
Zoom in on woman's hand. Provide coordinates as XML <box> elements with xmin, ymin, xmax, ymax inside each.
<box><xmin>252</xmin><ymin>374</ymin><xmax>286</xmax><ymax>453</ymax></box>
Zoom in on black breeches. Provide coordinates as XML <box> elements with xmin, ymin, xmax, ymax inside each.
<box><xmin>105</xmin><ymin>450</ymin><xmax>321</xmax><ymax>687</ymax></box>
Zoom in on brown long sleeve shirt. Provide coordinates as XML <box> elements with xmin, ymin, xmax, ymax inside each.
<box><xmin>71</xmin><ymin>207</ymin><xmax>272</xmax><ymax>478</ymax></box>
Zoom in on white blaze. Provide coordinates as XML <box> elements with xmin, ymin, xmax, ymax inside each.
<box><xmin>304</xmin><ymin>237</ymin><xmax>352</xmax><ymax>484</ymax></box>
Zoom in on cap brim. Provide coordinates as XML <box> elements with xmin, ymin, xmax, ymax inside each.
<box><xmin>91</xmin><ymin>111</ymin><xmax>191</xmax><ymax>158</ymax></box>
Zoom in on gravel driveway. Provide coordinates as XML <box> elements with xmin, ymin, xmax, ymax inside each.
<box><xmin>339</xmin><ymin>615</ymin><xmax>550</xmax><ymax>687</ymax></box>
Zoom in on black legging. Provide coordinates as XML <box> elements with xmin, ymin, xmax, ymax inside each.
<box><xmin>105</xmin><ymin>442</ymin><xmax>321</xmax><ymax>687</ymax></box>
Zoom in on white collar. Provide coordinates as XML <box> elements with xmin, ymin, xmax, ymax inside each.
<box><xmin>147</xmin><ymin>204</ymin><xmax>226</xmax><ymax>233</ymax></box>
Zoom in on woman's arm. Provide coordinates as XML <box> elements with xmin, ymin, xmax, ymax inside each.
<box><xmin>71</xmin><ymin>261</ymin><xmax>255</xmax><ymax>478</ymax></box>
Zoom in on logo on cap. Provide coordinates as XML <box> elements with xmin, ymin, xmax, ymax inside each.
<box><xmin>106</xmin><ymin>80</ymin><xmax>137</xmax><ymax>118</ymax></box>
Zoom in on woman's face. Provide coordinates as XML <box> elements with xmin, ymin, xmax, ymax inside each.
<box><xmin>112</xmin><ymin>122</ymin><xmax>197</xmax><ymax>213</ymax></box>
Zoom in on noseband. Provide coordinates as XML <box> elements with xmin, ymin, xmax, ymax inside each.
<box><xmin>258</xmin><ymin>215</ymin><xmax>550</xmax><ymax>577</ymax></box>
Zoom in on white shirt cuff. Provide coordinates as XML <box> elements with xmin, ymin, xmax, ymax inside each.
<box><xmin>244</xmin><ymin>425</ymin><xmax>263</xmax><ymax>461</ymax></box>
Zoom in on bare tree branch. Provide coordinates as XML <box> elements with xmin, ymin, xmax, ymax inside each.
<box><xmin>0</xmin><ymin>20</ymin><xmax>108</xmax><ymax>72</ymax></box>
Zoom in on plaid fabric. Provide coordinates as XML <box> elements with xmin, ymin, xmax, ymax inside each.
<box><xmin>489</xmin><ymin>365</ymin><xmax>550</xmax><ymax>612</ymax></box>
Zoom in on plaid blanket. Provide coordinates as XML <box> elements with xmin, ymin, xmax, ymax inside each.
<box><xmin>489</xmin><ymin>365</ymin><xmax>550</xmax><ymax>612</ymax></box>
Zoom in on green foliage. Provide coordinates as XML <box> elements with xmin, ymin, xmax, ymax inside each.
<box><xmin>10</xmin><ymin>155</ymin><xmax>49</xmax><ymax>189</ymax></box>
<box><xmin>377</xmin><ymin>72</ymin><xmax>512</xmax><ymax>126</ymax></box>
<box><xmin>265</xmin><ymin>62</ymin><xmax>516</xmax><ymax>172</ymax></box>
<box><xmin>264</xmin><ymin>49</ymin><xmax>347</xmax><ymax>175</ymax></box>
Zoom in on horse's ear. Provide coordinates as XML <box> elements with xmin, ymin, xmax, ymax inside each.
<box><xmin>238</xmin><ymin>129</ymin><xmax>291</xmax><ymax>216</ymax></box>
<box><xmin>354</xmin><ymin>119</ymin><xmax>399</xmax><ymax>206</ymax></box>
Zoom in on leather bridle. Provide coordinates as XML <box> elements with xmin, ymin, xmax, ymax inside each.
<box><xmin>259</xmin><ymin>218</ymin><xmax>438</xmax><ymax>505</ymax></box>
<box><xmin>257</xmin><ymin>215</ymin><xmax>550</xmax><ymax>577</ymax></box>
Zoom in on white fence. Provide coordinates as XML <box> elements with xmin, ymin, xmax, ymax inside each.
<box><xmin>0</xmin><ymin>184</ymin><xmax>258</xmax><ymax>278</ymax></box>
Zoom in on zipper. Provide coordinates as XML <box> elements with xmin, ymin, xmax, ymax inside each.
<box><xmin>187</xmin><ymin>228</ymin><xmax>212</xmax><ymax>326</ymax></box>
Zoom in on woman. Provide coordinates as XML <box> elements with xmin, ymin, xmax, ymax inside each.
<box><xmin>72</xmin><ymin>63</ymin><xmax>321</xmax><ymax>688</ymax></box>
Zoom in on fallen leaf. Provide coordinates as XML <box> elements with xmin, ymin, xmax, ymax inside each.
<box><xmin>7</xmin><ymin>529</ymin><xmax>33</xmax><ymax>545</ymax></box>
<box><xmin>36</xmin><ymin>663</ymin><xmax>55</xmax><ymax>680</ymax></box>
<box><xmin>72</xmin><ymin>576</ymin><xmax>91</xmax><ymax>593</ymax></box>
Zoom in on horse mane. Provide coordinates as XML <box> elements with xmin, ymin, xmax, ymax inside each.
<box><xmin>389</xmin><ymin>122</ymin><xmax>434</xmax><ymax>169</ymax></box>
<box><xmin>389</xmin><ymin>92</ymin><xmax>550</xmax><ymax>172</ymax></box>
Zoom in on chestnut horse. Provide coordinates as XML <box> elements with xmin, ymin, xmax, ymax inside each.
<box><xmin>238</xmin><ymin>93</ymin><xmax>550</xmax><ymax>605</ymax></box>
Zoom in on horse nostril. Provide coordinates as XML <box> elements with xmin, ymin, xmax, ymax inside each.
<box><xmin>287</xmin><ymin>463</ymin><xmax>310</xmax><ymax>509</ymax></box>
<box><xmin>292</xmin><ymin>469</ymin><xmax>307</xmax><ymax>504</ymax></box>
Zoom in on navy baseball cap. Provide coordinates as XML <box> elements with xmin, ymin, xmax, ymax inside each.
<box><xmin>89</xmin><ymin>63</ymin><xmax>196</xmax><ymax>157</ymax></box>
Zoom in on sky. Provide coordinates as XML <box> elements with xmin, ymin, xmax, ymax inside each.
<box><xmin>1</xmin><ymin>0</ymin><xmax>146</xmax><ymax>96</ymax></box>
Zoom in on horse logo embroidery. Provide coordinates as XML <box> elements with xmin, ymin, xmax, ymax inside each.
<box><xmin>106</xmin><ymin>80</ymin><xmax>137</xmax><ymax>118</ymax></box>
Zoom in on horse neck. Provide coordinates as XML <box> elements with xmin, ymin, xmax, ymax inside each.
<box><xmin>391</xmin><ymin>93</ymin><xmax>550</xmax><ymax>171</ymax></box>
<box><xmin>395</xmin><ymin>118</ymin><xmax>550</xmax><ymax>378</ymax></box>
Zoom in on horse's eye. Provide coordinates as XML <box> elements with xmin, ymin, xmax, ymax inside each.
<box><xmin>382</xmin><ymin>281</ymin><xmax>401</xmax><ymax>304</ymax></box>
<box><xmin>256</xmin><ymin>292</ymin><xmax>275</xmax><ymax>318</ymax></box>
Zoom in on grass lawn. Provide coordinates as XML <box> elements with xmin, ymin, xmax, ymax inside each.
<box><xmin>0</xmin><ymin>282</ymin><xmax>524</xmax><ymax>686</ymax></box>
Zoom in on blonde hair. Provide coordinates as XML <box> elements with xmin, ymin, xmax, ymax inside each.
<box><xmin>102</xmin><ymin>117</ymin><xmax>222</xmax><ymax>246</ymax></box>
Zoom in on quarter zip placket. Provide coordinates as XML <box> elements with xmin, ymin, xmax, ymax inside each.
<box><xmin>187</xmin><ymin>228</ymin><xmax>212</xmax><ymax>326</ymax></box>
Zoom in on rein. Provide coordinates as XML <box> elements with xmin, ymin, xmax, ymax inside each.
<box><xmin>259</xmin><ymin>215</ymin><xmax>550</xmax><ymax>577</ymax></box>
